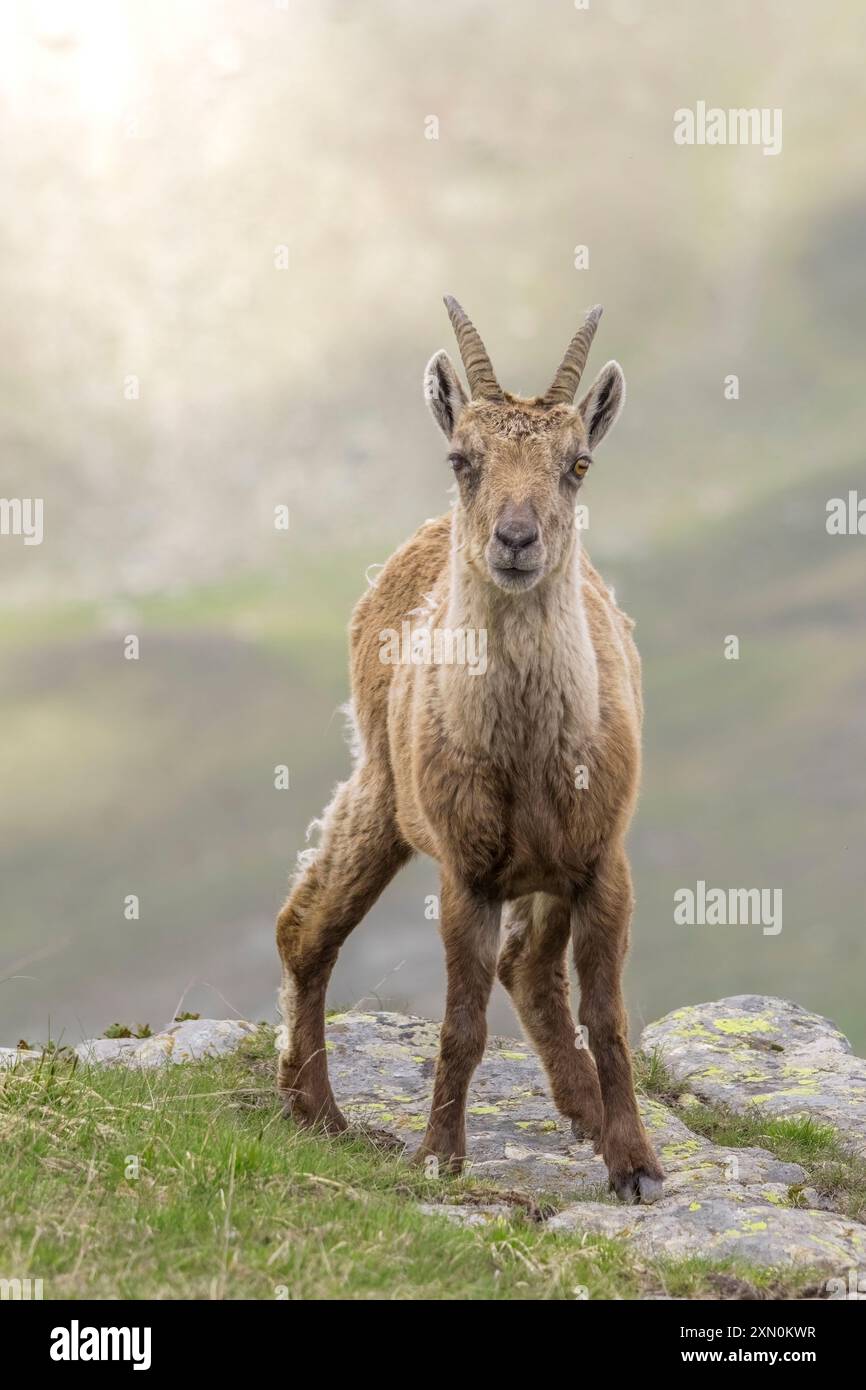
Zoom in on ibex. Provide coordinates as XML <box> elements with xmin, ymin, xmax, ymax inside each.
<box><xmin>277</xmin><ymin>297</ymin><xmax>664</xmax><ymax>1203</ymax></box>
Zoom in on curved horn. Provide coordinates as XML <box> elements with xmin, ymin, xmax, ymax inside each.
<box><xmin>544</xmin><ymin>305</ymin><xmax>603</xmax><ymax>404</ymax></box>
<box><xmin>443</xmin><ymin>295</ymin><xmax>503</xmax><ymax>400</ymax></box>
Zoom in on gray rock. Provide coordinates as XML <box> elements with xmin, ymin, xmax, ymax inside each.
<box><xmin>0</xmin><ymin>1046</ymin><xmax>42</xmax><ymax>1069</ymax></box>
<box><xmin>319</xmin><ymin>1010</ymin><xmax>802</xmax><ymax>1192</ymax></box>
<box><xmin>548</xmin><ymin>1195</ymin><xmax>866</xmax><ymax>1268</ymax></box>
<box><xmin>640</xmin><ymin>995</ymin><xmax>866</xmax><ymax>1157</ymax></box>
<box><xmin>319</xmin><ymin>1008</ymin><xmax>866</xmax><ymax>1270</ymax></box>
<box><xmin>418</xmin><ymin>1202</ymin><xmax>513</xmax><ymax>1227</ymax></box>
<box><xmin>75</xmin><ymin>1018</ymin><xmax>256</xmax><ymax>1067</ymax></box>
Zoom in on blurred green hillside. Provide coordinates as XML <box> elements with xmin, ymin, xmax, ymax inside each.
<box><xmin>2</xmin><ymin>461</ymin><xmax>864</xmax><ymax>1047</ymax></box>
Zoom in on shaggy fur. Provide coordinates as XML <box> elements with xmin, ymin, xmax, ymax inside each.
<box><xmin>276</xmin><ymin>300</ymin><xmax>663</xmax><ymax>1204</ymax></box>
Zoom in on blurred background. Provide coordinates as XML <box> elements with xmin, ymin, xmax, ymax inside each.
<box><xmin>1</xmin><ymin>0</ymin><xmax>864</xmax><ymax>1050</ymax></box>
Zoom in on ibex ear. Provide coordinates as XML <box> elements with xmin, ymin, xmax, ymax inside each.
<box><xmin>424</xmin><ymin>350</ymin><xmax>468</xmax><ymax>439</ymax></box>
<box><xmin>578</xmin><ymin>360</ymin><xmax>625</xmax><ymax>449</ymax></box>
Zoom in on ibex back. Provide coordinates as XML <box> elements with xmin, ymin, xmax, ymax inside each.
<box><xmin>276</xmin><ymin>297</ymin><xmax>664</xmax><ymax>1203</ymax></box>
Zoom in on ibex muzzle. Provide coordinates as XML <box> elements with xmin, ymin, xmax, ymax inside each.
<box><xmin>489</xmin><ymin>499</ymin><xmax>543</xmax><ymax>588</ymax></box>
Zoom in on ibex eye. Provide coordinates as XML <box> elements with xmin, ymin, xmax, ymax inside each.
<box><xmin>571</xmin><ymin>454</ymin><xmax>591</xmax><ymax>478</ymax></box>
<box><xmin>448</xmin><ymin>452</ymin><xmax>470</xmax><ymax>472</ymax></box>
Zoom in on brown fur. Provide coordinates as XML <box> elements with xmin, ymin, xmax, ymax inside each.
<box><xmin>276</xmin><ymin>310</ymin><xmax>663</xmax><ymax>1203</ymax></box>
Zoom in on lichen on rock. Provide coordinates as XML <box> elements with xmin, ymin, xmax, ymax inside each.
<box><xmin>640</xmin><ymin>995</ymin><xmax>866</xmax><ymax>1158</ymax></box>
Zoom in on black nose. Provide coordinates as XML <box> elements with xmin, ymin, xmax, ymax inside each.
<box><xmin>495</xmin><ymin>512</ymin><xmax>539</xmax><ymax>550</ymax></box>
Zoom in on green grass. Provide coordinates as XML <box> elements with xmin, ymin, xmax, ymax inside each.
<box><xmin>0</xmin><ymin>1034</ymin><xmax>825</xmax><ymax>1301</ymax></box>
<box><xmin>636</xmin><ymin>1049</ymin><xmax>866</xmax><ymax>1222</ymax></box>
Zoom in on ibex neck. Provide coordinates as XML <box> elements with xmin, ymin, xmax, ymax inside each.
<box><xmin>441</xmin><ymin>521</ymin><xmax>600</xmax><ymax>756</ymax></box>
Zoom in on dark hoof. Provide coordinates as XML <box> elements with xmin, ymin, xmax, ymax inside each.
<box><xmin>280</xmin><ymin>1092</ymin><xmax>348</xmax><ymax>1136</ymax></box>
<box><xmin>409</xmin><ymin>1145</ymin><xmax>465</xmax><ymax>1177</ymax></box>
<box><xmin>611</xmin><ymin>1169</ymin><xmax>665</xmax><ymax>1205</ymax></box>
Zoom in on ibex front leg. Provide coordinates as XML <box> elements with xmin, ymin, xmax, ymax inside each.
<box><xmin>572</xmin><ymin>850</ymin><xmax>664</xmax><ymax>1204</ymax></box>
<box><xmin>414</xmin><ymin>876</ymin><xmax>500</xmax><ymax>1174</ymax></box>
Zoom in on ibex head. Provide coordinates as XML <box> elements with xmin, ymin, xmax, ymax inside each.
<box><xmin>424</xmin><ymin>296</ymin><xmax>625</xmax><ymax>593</ymax></box>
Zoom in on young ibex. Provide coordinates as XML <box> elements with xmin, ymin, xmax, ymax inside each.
<box><xmin>277</xmin><ymin>298</ymin><xmax>664</xmax><ymax>1203</ymax></box>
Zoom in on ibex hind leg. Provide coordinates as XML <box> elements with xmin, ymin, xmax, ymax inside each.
<box><xmin>276</xmin><ymin>764</ymin><xmax>410</xmax><ymax>1132</ymax></box>
<box><xmin>497</xmin><ymin>893</ymin><xmax>604</xmax><ymax>1146</ymax></box>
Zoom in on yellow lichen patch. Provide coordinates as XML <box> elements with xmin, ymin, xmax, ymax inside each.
<box><xmin>499</xmin><ymin>1051</ymin><xmax>528</xmax><ymax>1061</ymax></box>
<box><xmin>681</xmin><ymin>1163</ymin><xmax>719</xmax><ymax>1181</ymax></box>
<box><xmin>642</xmin><ymin>1099</ymin><xmax>672</xmax><ymax>1131</ymax></box>
<box><xmin>468</xmin><ymin>1104</ymin><xmax>500</xmax><ymax>1116</ymax></box>
<box><xmin>750</xmin><ymin>1085</ymin><xmax>819</xmax><ymax>1102</ymax></box>
<box><xmin>713</xmin><ymin>1016</ymin><xmax>777</xmax><ymax>1035</ymax></box>
<box><xmin>660</xmin><ymin>1139</ymin><xmax>702</xmax><ymax>1162</ymax></box>
<box><xmin>741</xmin><ymin>1219</ymin><xmax>768</xmax><ymax>1232</ymax></box>
<box><xmin>688</xmin><ymin>1201</ymin><xmax>701</xmax><ymax>1211</ymax></box>
<box><xmin>672</xmin><ymin>1022</ymin><xmax>716</xmax><ymax>1040</ymax></box>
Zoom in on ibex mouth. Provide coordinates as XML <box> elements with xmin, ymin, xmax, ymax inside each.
<box><xmin>489</xmin><ymin>563</ymin><xmax>542</xmax><ymax>592</ymax></box>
